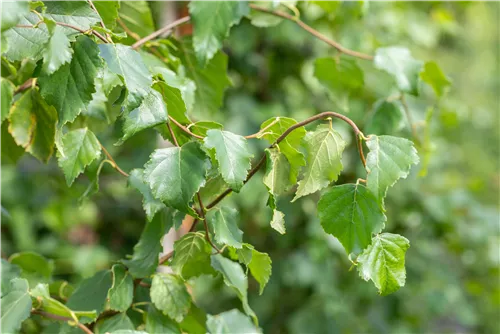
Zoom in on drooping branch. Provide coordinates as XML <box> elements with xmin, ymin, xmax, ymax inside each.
<box><xmin>100</xmin><ymin>144</ymin><xmax>129</xmax><ymax>177</ymax></box>
<box><xmin>131</xmin><ymin>16</ymin><xmax>191</xmax><ymax>49</ymax></box>
<box><xmin>206</xmin><ymin>111</ymin><xmax>367</xmax><ymax>210</ymax></box>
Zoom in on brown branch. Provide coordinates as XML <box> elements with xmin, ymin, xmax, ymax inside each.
<box><xmin>249</xmin><ymin>4</ymin><xmax>373</xmax><ymax>61</ymax></box>
<box><xmin>206</xmin><ymin>111</ymin><xmax>366</xmax><ymax>209</ymax></box>
<box><xmin>32</xmin><ymin>310</ymin><xmax>93</xmax><ymax>334</ymax></box>
<box><xmin>159</xmin><ymin>251</ymin><xmax>174</xmax><ymax>265</ymax></box>
<box><xmin>166</xmin><ymin>122</ymin><xmax>180</xmax><ymax>147</ymax></box>
<box><xmin>87</xmin><ymin>0</ymin><xmax>111</xmax><ymax>42</ymax></box>
<box><xmin>168</xmin><ymin>116</ymin><xmax>204</xmax><ymax>139</ymax></box>
<box><xmin>197</xmin><ymin>193</ymin><xmax>220</xmax><ymax>252</ymax></box>
<box><xmin>132</xmin><ymin>16</ymin><xmax>191</xmax><ymax>49</ymax></box>
<box><xmin>14</xmin><ymin>78</ymin><xmax>33</xmax><ymax>94</ymax></box>
<box><xmin>100</xmin><ymin>144</ymin><xmax>129</xmax><ymax>177</ymax></box>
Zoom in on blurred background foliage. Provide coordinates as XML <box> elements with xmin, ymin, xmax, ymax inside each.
<box><xmin>2</xmin><ymin>1</ymin><xmax>499</xmax><ymax>333</ymax></box>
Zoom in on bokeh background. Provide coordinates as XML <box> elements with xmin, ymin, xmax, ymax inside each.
<box><xmin>2</xmin><ymin>1</ymin><xmax>499</xmax><ymax>333</ymax></box>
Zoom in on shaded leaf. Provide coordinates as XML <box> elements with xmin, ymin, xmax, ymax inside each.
<box><xmin>39</xmin><ymin>35</ymin><xmax>103</xmax><ymax>124</ymax></box>
<box><xmin>189</xmin><ymin>1</ymin><xmax>249</xmax><ymax>65</ymax></box>
<box><xmin>1</xmin><ymin>122</ymin><xmax>25</xmax><ymax>163</ymax></box>
<box><xmin>211</xmin><ymin>254</ymin><xmax>256</xmax><ymax>322</ymax></box>
<box><xmin>95</xmin><ymin>313</ymin><xmax>134</xmax><ymax>334</ymax></box>
<box><xmin>364</xmin><ymin>100</ymin><xmax>404</xmax><ymax>135</ymax></box>
<box><xmin>171</xmin><ymin>232</ymin><xmax>215</xmax><ymax>279</ymax></box>
<box><xmin>107</xmin><ymin>264</ymin><xmax>133</xmax><ymax>312</ymax></box>
<box><xmin>357</xmin><ymin>233</ymin><xmax>410</xmax><ymax>295</ymax></box>
<box><xmin>9</xmin><ymin>251</ymin><xmax>54</xmax><ymax>286</ymax></box>
<box><xmin>128</xmin><ymin>168</ymin><xmax>166</xmax><ymax>222</ymax></box>
<box><xmin>420</xmin><ymin>61</ymin><xmax>451</xmax><ymax>97</ymax></box>
<box><xmin>0</xmin><ymin>278</ymin><xmax>32</xmax><ymax>333</ymax></box>
<box><xmin>1</xmin><ymin>78</ymin><xmax>15</xmax><ymax>124</ymax></box>
<box><xmin>314</xmin><ymin>56</ymin><xmax>364</xmax><ymax>92</ymax></box>
<box><xmin>317</xmin><ymin>183</ymin><xmax>386</xmax><ymax>254</ymax></box>
<box><xmin>122</xmin><ymin>211</ymin><xmax>168</xmax><ymax>278</ymax></box>
<box><xmin>365</xmin><ymin>135</ymin><xmax>419</xmax><ymax>203</ymax></box>
<box><xmin>143</xmin><ymin>142</ymin><xmax>210</xmax><ymax>216</ymax></box>
<box><xmin>66</xmin><ymin>270</ymin><xmax>113</xmax><ymax>323</ymax></box>
<box><xmin>374</xmin><ymin>47</ymin><xmax>423</xmax><ymax>96</ymax></box>
<box><xmin>93</xmin><ymin>1</ymin><xmax>120</xmax><ymax>30</ymax></box>
<box><xmin>293</xmin><ymin>125</ymin><xmax>346</xmax><ymax>201</ymax></box>
<box><xmin>8</xmin><ymin>88</ymin><xmax>57</xmax><ymax>162</ymax></box>
<box><xmin>260</xmin><ymin>117</ymin><xmax>306</xmax><ymax>184</ymax></box>
<box><xmin>208</xmin><ymin>206</ymin><xmax>243</xmax><ymax>248</ymax></box>
<box><xmin>150</xmin><ymin>273</ymin><xmax>191</xmax><ymax>323</ymax></box>
<box><xmin>206</xmin><ymin>309</ymin><xmax>261</xmax><ymax>334</ymax></box>
<box><xmin>57</xmin><ymin>128</ymin><xmax>102</xmax><ymax>186</ymax></box>
<box><xmin>204</xmin><ymin>129</ymin><xmax>253</xmax><ymax>192</ymax></box>
<box><xmin>146</xmin><ymin>305</ymin><xmax>182</xmax><ymax>334</ymax></box>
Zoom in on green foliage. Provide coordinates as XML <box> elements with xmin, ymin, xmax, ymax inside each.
<box><xmin>3</xmin><ymin>1</ymin><xmax>494</xmax><ymax>333</ymax></box>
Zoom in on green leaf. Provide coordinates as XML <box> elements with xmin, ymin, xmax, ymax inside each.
<box><xmin>93</xmin><ymin>1</ymin><xmax>120</xmax><ymax>30</ymax></box>
<box><xmin>1</xmin><ymin>278</ymin><xmax>32</xmax><ymax>333</ymax></box>
<box><xmin>260</xmin><ymin>117</ymin><xmax>306</xmax><ymax>184</ymax></box>
<box><xmin>109</xmin><ymin>331</ymin><xmax>148</xmax><ymax>334</ymax></box>
<box><xmin>179</xmin><ymin>304</ymin><xmax>207</xmax><ymax>334</ymax></box>
<box><xmin>119</xmin><ymin>88</ymin><xmax>168</xmax><ymax>143</ymax></box>
<box><xmin>364</xmin><ymin>100</ymin><xmax>404</xmax><ymax>135</ymax></box>
<box><xmin>42</xmin><ymin>22</ymin><xmax>73</xmax><ymax>75</ymax></box>
<box><xmin>9</xmin><ymin>251</ymin><xmax>54</xmax><ymax>286</ymax></box>
<box><xmin>1</xmin><ymin>1</ymin><xmax>29</xmax><ymax>32</ymax></box>
<box><xmin>191</xmin><ymin>121</ymin><xmax>224</xmax><ymax>137</ymax></box>
<box><xmin>154</xmin><ymin>81</ymin><xmax>189</xmax><ymax>123</ymax></box>
<box><xmin>143</xmin><ymin>142</ymin><xmax>210</xmax><ymax>216</ymax></box>
<box><xmin>178</xmin><ymin>39</ymin><xmax>231</xmax><ymax>116</ymax></box>
<box><xmin>43</xmin><ymin>1</ymin><xmax>101</xmax><ymax>35</ymax></box>
<box><xmin>314</xmin><ymin>56</ymin><xmax>364</xmax><ymax>92</ymax></box>
<box><xmin>204</xmin><ymin>129</ymin><xmax>253</xmax><ymax>192</ymax></box>
<box><xmin>57</xmin><ymin>128</ymin><xmax>102</xmax><ymax>186</ymax></box>
<box><xmin>293</xmin><ymin>125</ymin><xmax>346</xmax><ymax>201</ymax></box>
<box><xmin>107</xmin><ymin>264</ymin><xmax>133</xmax><ymax>312</ymax></box>
<box><xmin>206</xmin><ymin>309</ymin><xmax>261</xmax><ymax>334</ymax></box>
<box><xmin>357</xmin><ymin>233</ymin><xmax>410</xmax><ymax>295</ymax></box>
<box><xmin>170</xmin><ymin>232</ymin><xmax>215</xmax><ymax>279</ymax></box>
<box><xmin>317</xmin><ymin>183</ymin><xmax>386</xmax><ymax>254</ymax></box>
<box><xmin>208</xmin><ymin>206</ymin><xmax>243</xmax><ymax>248</ymax></box>
<box><xmin>311</xmin><ymin>1</ymin><xmax>342</xmax><ymax>15</ymax></box>
<box><xmin>99</xmin><ymin>43</ymin><xmax>152</xmax><ymax>109</ymax></box>
<box><xmin>39</xmin><ymin>35</ymin><xmax>103</xmax><ymax>124</ymax></box>
<box><xmin>1</xmin><ymin>122</ymin><xmax>25</xmax><ymax>163</ymax></box>
<box><xmin>128</xmin><ymin>168</ymin><xmax>166</xmax><ymax>222</ymax></box>
<box><xmin>150</xmin><ymin>273</ymin><xmax>191</xmax><ymax>323</ymax></box>
<box><xmin>374</xmin><ymin>47</ymin><xmax>423</xmax><ymax>96</ymax></box>
<box><xmin>95</xmin><ymin>313</ymin><xmax>135</xmax><ymax>334</ymax></box>
<box><xmin>8</xmin><ymin>88</ymin><xmax>57</xmax><ymax>162</ymax></box>
<box><xmin>211</xmin><ymin>254</ymin><xmax>257</xmax><ymax>323</ymax></box>
<box><xmin>1</xmin><ymin>259</ymin><xmax>21</xmax><ymax>297</ymax></box>
<box><xmin>245</xmin><ymin>246</ymin><xmax>272</xmax><ymax>295</ymax></box>
<box><xmin>122</xmin><ymin>211</ymin><xmax>168</xmax><ymax>278</ymax></box>
<box><xmin>1</xmin><ymin>78</ymin><xmax>15</xmax><ymax>124</ymax></box>
<box><xmin>154</xmin><ymin>67</ymin><xmax>196</xmax><ymax>114</ymax></box>
<box><xmin>420</xmin><ymin>61</ymin><xmax>451</xmax><ymax>97</ymax></box>
<box><xmin>189</xmin><ymin>1</ymin><xmax>249</xmax><ymax>65</ymax></box>
<box><xmin>3</xmin><ymin>13</ymin><xmax>49</xmax><ymax>61</ymax></box>
<box><xmin>117</xmin><ymin>0</ymin><xmax>155</xmax><ymax>41</ymax></box>
<box><xmin>365</xmin><ymin>135</ymin><xmax>419</xmax><ymax>203</ymax></box>
<box><xmin>30</xmin><ymin>283</ymin><xmax>97</xmax><ymax>323</ymax></box>
<box><xmin>146</xmin><ymin>305</ymin><xmax>182</xmax><ymax>334</ymax></box>
<box><xmin>66</xmin><ymin>270</ymin><xmax>113</xmax><ymax>322</ymax></box>
<box><xmin>263</xmin><ymin>148</ymin><xmax>289</xmax><ymax>234</ymax></box>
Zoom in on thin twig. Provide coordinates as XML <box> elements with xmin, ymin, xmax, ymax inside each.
<box><xmin>206</xmin><ymin>111</ymin><xmax>366</xmax><ymax>209</ymax></box>
<box><xmin>14</xmin><ymin>78</ymin><xmax>33</xmax><ymax>94</ymax></box>
<box><xmin>197</xmin><ymin>193</ymin><xmax>220</xmax><ymax>252</ymax></box>
<box><xmin>100</xmin><ymin>144</ymin><xmax>129</xmax><ymax>177</ymax></box>
<box><xmin>87</xmin><ymin>0</ymin><xmax>111</xmax><ymax>42</ymax></box>
<box><xmin>249</xmin><ymin>4</ymin><xmax>373</xmax><ymax>61</ymax></box>
<box><xmin>244</xmin><ymin>118</ymin><xmax>280</xmax><ymax>139</ymax></box>
<box><xmin>32</xmin><ymin>310</ymin><xmax>93</xmax><ymax>334</ymax></box>
<box><xmin>132</xmin><ymin>16</ymin><xmax>191</xmax><ymax>49</ymax></box>
<box><xmin>166</xmin><ymin>122</ymin><xmax>180</xmax><ymax>147</ymax></box>
<box><xmin>168</xmin><ymin>116</ymin><xmax>204</xmax><ymax>139</ymax></box>
<box><xmin>159</xmin><ymin>251</ymin><xmax>174</xmax><ymax>265</ymax></box>
<box><xmin>16</xmin><ymin>21</ymin><xmax>108</xmax><ymax>43</ymax></box>
<box><xmin>117</xmin><ymin>18</ymin><xmax>141</xmax><ymax>41</ymax></box>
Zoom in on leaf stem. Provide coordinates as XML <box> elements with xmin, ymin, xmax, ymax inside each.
<box><xmin>197</xmin><ymin>193</ymin><xmax>220</xmax><ymax>252</ymax></box>
<box><xmin>159</xmin><ymin>251</ymin><xmax>174</xmax><ymax>265</ymax></box>
<box><xmin>166</xmin><ymin>122</ymin><xmax>180</xmax><ymax>147</ymax></box>
<box><xmin>87</xmin><ymin>0</ymin><xmax>112</xmax><ymax>42</ymax></box>
<box><xmin>168</xmin><ymin>116</ymin><xmax>204</xmax><ymax>139</ymax></box>
<box><xmin>31</xmin><ymin>310</ymin><xmax>93</xmax><ymax>334</ymax></box>
<box><xmin>16</xmin><ymin>21</ymin><xmax>108</xmax><ymax>43</ymax></box>
<box><xmin>99</xmin><ymin>144</ymin><xmax>129</xmax><ymax>177</ymax></box>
